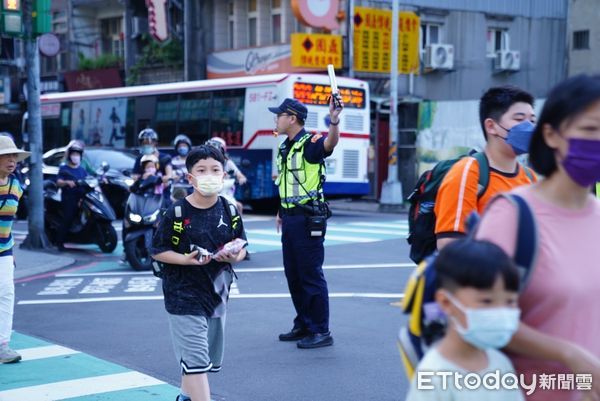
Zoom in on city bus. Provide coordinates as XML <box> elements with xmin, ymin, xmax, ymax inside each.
<box><xmin>39</xmin><ymin>73</ymin><xmax>370</xmax><ymax>209</ymax></box>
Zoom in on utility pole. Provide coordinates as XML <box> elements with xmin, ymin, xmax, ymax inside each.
<box><xmin>379</xmin><ymin>0</ymin><xmax>402</xmax><ymax>208</ymax></box>
<box><xmin>21</xmin><ymin>0</ymin><xmax>51</xmax><ymax>250</ymax></box>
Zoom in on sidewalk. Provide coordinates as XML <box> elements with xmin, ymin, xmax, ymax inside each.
<box><xmin>13</xmin><ymin>244</ymin><xmax>75</xmax><ymax>280</ymax></box>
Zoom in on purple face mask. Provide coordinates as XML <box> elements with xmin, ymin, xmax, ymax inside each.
<box><xmin>562</xmin><ymin>138</ymin><xmax>600</xmax><ymax>187</ymax></box>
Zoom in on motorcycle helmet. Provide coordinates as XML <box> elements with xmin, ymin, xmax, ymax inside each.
<box><xmin>173</xmin><ymin>134</ymin><xmax>192</xmax><ymax>149</ymax></box>
<box><xmin>138</xmin><ymin>128</ymin><xmax>159</xmax><ymax>144</ymax></box>
<box><xmin>140</xmin><ymin>154</ymin><xmax>159</xmax><ymax>169</ymax></box>
<box><xmin>206</xmin><ymin>137</ymin><xmax>227</xmax><ymax>157</ymax></box>
<box><xmin>66</xmin><ymin>139</ymin><xmax>85</xmax><ymax>155</ymax></box>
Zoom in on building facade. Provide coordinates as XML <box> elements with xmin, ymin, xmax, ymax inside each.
<box><xmin>567</xmin><ymin>0</ymin><xmax>600</xmax><ymax>76</ymax></box>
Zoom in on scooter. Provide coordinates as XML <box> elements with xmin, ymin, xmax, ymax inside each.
<box><xmin>123</xmin><ymin>176</ymin><xmax>165</xmax><ymax>271</ymax></box>
<box><xmin>44</xmin><ymin>168</ymin><xmax>118</xmax><ymax>253</ymax></box>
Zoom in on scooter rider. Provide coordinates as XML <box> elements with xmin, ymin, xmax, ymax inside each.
<box><xmin>131</xmin><ymin>154</ymin><xmax>164</xmax><ymax>195</ymax></box>
<box><xmin>55</xmin><ymin>140</ymin><xmax>88</xmax><ymax>251</ymax></box>
<box><xmin>171</xmin><ymin>134</ymin><xmax>192</xmax><ymax>184</ymax></box>
<box><xmin>132</xmin><ymin>128</ymin><xmax>173</xmax><ymax>205</ymax></box>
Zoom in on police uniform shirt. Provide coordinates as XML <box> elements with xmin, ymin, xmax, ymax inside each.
<box><xmin>280</xmin><ymin>129</ymin><xmax>333</xmax><ymax>165</ymax></box>
<box><xmin>151</xmin><ymin>198</ymin><xmax>247</xmax><ymax>317</ymax></box>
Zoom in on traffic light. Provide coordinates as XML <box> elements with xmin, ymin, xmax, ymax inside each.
<box><xmin>33</xmin><ymin>0</ymin><xmax>51</xmax><ymax>35</ymax></box>
<box><xmin>0</xmin><ymin>0</ymin><xmax>23</xmax><ymax>36</ymax></box>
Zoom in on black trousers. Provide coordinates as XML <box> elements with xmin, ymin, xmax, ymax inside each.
<box><xmin>281</xmin><ymin>214</ymin><xmax>329</xmax><ymax>334</ymax></box>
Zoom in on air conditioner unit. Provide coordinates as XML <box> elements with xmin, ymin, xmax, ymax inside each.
<box><xmin>131</xmin><ymin>17</ymin><xmax>148</xmax><ymax>39</ymax></box>
<box><xmin>424</xmin><ymin>44</ymin><xmax>454</xmax><ymax>70</ymax></box>
<box><xmin>494</xmin><ymin>50</ymin><xmax>520</xmax><ymax>71</ymax></box>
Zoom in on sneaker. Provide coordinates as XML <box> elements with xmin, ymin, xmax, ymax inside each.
<box><xmin>297</xmin><ymin>332</ymin><xmax>334</xmax><ymax>349</ymax></box>
<box><xmin>0</xmin><ymin>344</ymin><xmax>22</xmax><ymax>363</ymax></box>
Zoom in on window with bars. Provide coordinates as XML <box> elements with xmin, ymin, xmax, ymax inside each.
<box><xmin>248</xmin><ymin>0</ymin><xmax>258</xmax><ymax>47</ymax></box>
<box><xmin>271</xmin><ymin>0</ymin><xmax>282</xmax><ymax>44</ymax></box>
<box><xmin>420</xmin><ymin>23</ymin><xmax>441</xmax><ymax>50</ymax></box>
<box><xmin>486</xmin><ymin>28</ymin><xmax>509</xmax><ymax>56</ymax></box>
<box><xmin>228</xmin><ymin>0</ymin><xmax>235</xmax><ymax>48</ymax></box>
<box><xmin>101</xmin><ymin>17</ymin><xmax>124</xmax><ymax>58</ymax></box>
<box><xmin>573</xmin><ymin>30</ymin><xmax>590</xmax><ymax>50</ymax></box>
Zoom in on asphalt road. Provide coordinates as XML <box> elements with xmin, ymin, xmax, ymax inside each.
<box><xmin>9</xmin><ymin>211</ymin><xmax>415</xmax><ymax>401</ymax></box>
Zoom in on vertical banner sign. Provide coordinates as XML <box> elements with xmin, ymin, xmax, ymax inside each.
<box><xmin>146</xmin><ymin>0</ymin><xmax>168</xmax><ymax>42</ymax></box>
<box><xmin>399</xmin><ymin>11</ymin><xmax>419</xmax><ymax>74</ymax></box>
<box><xmin>291</xmin><ymin>33</ymin><xmax>343</xmax><ymax>69</ymax></box>
<box><xmin>353</xmin><ymin>7</ymin><xmax>419</xmax><ymax>74</ymax></box>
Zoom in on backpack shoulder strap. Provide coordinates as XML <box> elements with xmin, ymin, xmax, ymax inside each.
<box><xmin>522</xmin><ymin>165</ymin><xmax>536</xmax><ymax>183</ymax></box>
<box><xmin>219</xmin><ymin>196</ymin><xmax>241</xmax><ymax>237</ymax></box>
<box><xmin>471</xmin><ymin>152</ymin><xmax>490</xmax><ymax>199</ymax></box>
<box><xmin>490</xmin><ymin>193</ymin><xmax>539</xmax><ymax>291</ymax></box>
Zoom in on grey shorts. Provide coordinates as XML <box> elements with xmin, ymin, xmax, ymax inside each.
<box><xmin>168</xmin><ymin>313</ymin><xmax>226</xmax><ymax>375</ymax></box>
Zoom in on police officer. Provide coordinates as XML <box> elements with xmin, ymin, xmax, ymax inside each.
<box><xmin>270</xmin><ymin>95</ymin><xmax>343</xmax><ymax>349</ymax></box>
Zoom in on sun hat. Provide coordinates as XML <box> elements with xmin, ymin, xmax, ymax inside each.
<box><xmin>0</xmin><ymin>136</ymin><xmax>31</xmax><ymax>162</ymax></box>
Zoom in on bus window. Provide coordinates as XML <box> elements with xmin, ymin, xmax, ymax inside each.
<box><xmin>179</xmin><ymin>91</ymin><xmax>211</xmax><ymax>146</ymax></box>
<box><xmin>210</xmin><ymin>89</ymin><xmax>244</xmax><ymax>147</ymax></box>
<box><xmin>155</xmin><ymin>94</ymin><xmax>179</xmax><ymax>146</ymax></box>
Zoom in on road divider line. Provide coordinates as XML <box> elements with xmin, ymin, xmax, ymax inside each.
<box><xmin>56</xmin><ymin>271</ymin><xmax>153</xmax><ymax>277</ymax></box>
<box><xmin>54</xmin><ymin>262</ymin><xmax>416</xmax><ymax>277</ymax></box>
<box><xmin>18</xmin><ymin>292</ymin><xmax>405</xmax><ymax>305</ymax></box>
<box><xmin>0</xmin><ymin>371</ymin><xmax>164</xmax><ymax>401</ymax></box>
<box><xmin>246</xmin><ymin>229</ymin><xmax>378</xmax><ymax>243</ymax></box>
<box><xmin>348</xmin><ymin>222</ymin><xmax>409</xmax><ymax>229</ymax></box>
<box><xmin>16</xmin><ymin>345</ymin><xmax>80</xmax><ymax>361</ymax></box>
<box><xmin>325</xmin><ymin>226</ymin><xmax>405</xmax><ymax>235</ymax></box>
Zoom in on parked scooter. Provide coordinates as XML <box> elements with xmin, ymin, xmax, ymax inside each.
<box><xmin>123</xmin><ymin>176</ymin><xmax>166</xmax><ymax>271</ymax></box>
<box><xmin>44</xmin><ymin>164</ymin><xmax>118</xmax><ymax>253</ymax></box>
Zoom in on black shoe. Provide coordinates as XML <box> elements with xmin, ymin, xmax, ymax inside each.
<box><xmin>297</xmin><ymin>332</ymin><xmax>334</xmax><ymax>349</ymax></box>
<box><xmin>279</xmin><ymin>327</ymin><xmax>310</xmax><ymax>342</ymax></box>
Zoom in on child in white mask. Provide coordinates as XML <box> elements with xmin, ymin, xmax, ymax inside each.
<box><xmin>405</xmin><ymin>239</ymin><xmax>525</xmax><ymax>401</ymax></box>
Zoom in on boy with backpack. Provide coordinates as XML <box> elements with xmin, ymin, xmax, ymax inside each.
<box><xmin>405</xmin><ymin>239</ymin><xmax>525</xmax><ymax>401</ymax></box>
<box><xmin>152</xmin><ymin>145</ymin><xmax>247</xmax><ymax>401</ymax></box>
<box><xmin>407</xmin><ymin>86</ymin><xmax>537</xmax><ymax>262</ymax></box>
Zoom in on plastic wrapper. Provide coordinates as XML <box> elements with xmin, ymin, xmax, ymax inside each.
<box><xmin>213</xmin><ymin>238</ymin><xmax>247</xmax><ymax>259</ymax></box>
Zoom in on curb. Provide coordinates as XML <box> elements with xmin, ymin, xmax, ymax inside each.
<box><xmin>13</xmin><ymin>246</ymin><xmax>76</xmax><ymax>280</ymax></box>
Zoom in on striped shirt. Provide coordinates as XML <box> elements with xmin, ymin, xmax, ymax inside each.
<box><xmin>0</xmin><ymin>176</ymin><xmax>23</xmax><ymax>256</ymax></box>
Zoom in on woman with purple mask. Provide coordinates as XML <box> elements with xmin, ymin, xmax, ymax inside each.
<box><xmin>476</xmin><ymin>74</ymin><xmax>600</xmax><ymax>401</ymax></box>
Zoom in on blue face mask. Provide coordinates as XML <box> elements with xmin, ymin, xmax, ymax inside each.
<box><xmin>498</xmin><ymin>120</ymin><xmax>535</xmax><ymax>156</ymax></box>
<box><xmin>177</xmin><ymin>146</ymin><xmax>189</xmax><ymax>157</ymax></box>
<box><xmin>141</xmin><ymin>145</ymin><xmax>155</xmax><ymax>155</ymax></box>
<box><xmin>445</xmin><ymin>291</ymin><xmax>521</xmax><ymax>350</ymax></box>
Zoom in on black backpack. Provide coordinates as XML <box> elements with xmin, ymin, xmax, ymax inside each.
<box><xmin>406</xmin><ymin>152</ymin><xmax>490</xmax><ymax>264</ymax></box>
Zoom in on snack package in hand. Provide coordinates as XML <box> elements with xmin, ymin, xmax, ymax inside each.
<box><xmin>214</xmin><ymin>238</ymin><xmax>248</xmax><ymax>259</ymax></box>
<box><xmin>190</xmin><ymin>244</ymin><xmax>212</xmax><ymax>262</ymax></box>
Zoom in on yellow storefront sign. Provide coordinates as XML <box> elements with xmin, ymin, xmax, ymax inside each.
<box><xmin>353</xmin><ymin>7</ymin><xmax>419</xmax><ymax>74</ymax></box>
<box><xmin>291</xmin><ymin>33</ymin><xmax>343</xmax><ymax>69</ymax></box>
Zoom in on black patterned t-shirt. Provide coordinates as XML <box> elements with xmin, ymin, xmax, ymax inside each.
<box><xmin>151</xmin><ymin>197</ymin><xmax>246</xmax><ymax>317</ymax></box>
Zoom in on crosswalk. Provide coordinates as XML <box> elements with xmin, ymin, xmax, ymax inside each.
<box><xmin>247</xmin><ymin>219</ymin><xmax>409</xmax><ymax>253</ymax></box>
<box><xmin>13</xmin><ymin>218</ymin><xmax>409</xmax><ymax>257</ymax></box>
<box><xmin>0</xmin><ymin>332</ymin><xmax>177</xmax><ymax>401</ymax></box>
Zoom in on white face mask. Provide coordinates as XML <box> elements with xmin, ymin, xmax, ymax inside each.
<box><xmin>445</xmin><ymin>291</ymin><xmax>520</xmax><ymax>350</ymax></box>
<box><xmin>193</xmin><ymin>174</ymin><xmax>223</xmax><ymax>196</ymax></box>
<box><xmin>70</xmin><ymin>154</ymin><xmax>81</xmax><ymax>165</ymax></box>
